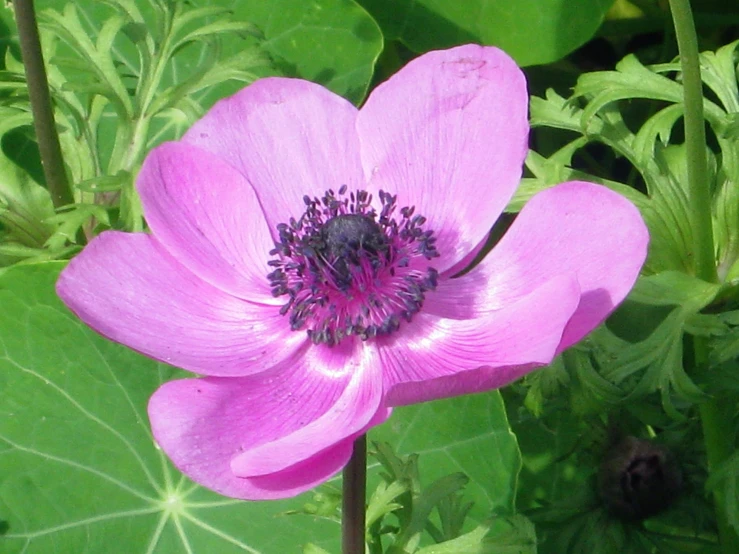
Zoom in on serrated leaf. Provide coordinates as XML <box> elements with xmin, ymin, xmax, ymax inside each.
<box><xmin>575</xmin><ymin>55</ymin><xmax>686</xmax><ymax>120</ymax></box>
<box><xmin>593</xmin><ymin>316</ymin><xmax>705</xmax><ymax>417</ymax></box>
<box><xmin>706</xmin><ymin>310</ymin><xmax>739</xmax><ymax>365</ymax></box>
<box><xmin>0</xmin><ymin>108</ymin><xmax>55</xmax><ymax>265</ymax></box>
<box><xmin>415</xmin><ymin>514</ymin><xmax>536</xmax><ymax>554</ymax></box>
<box><xmin>41</xmin><ymin>4</ymin><xmax>133</xmax><ymax>118</ymax></box>
<box><xmin>171</xmin><ymin>20</ymin><xmax>261</xmax><ymax>53</ymax></box>
<box><xmin>522</xmin><ymin>357</ymin><xmax>570</xmax><ymax>417</ymax></box>
<box><xmin>369</xmin><ymin>391</ymin><xmax>522</xmax><ymax>523</ymax></box>
<box><xmin>705</xmin><ymin>451</ymin><xmax>739</xmax><ymax>533</ymax></box>
<box><xmin>572</xmin><ymin>273</ymin><xmax>721</xmax><ymax>416</ymax></box>
<box><xmin>366</xmin><ymin>480</ymin><xmax>407</xmax><ymax>529</ymax></box>
<box><xmin>532</xmin><ymin>51</ymin><xmax>739</xmax><ymax>276</ymax></box>
<box><xmin>628</xmin><ymin>271</ymin><xmax>720</xmax><ymax>308</ymax></box>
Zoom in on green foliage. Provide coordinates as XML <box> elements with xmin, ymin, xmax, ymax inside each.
<box><xmin>231</xmin><ymin>0</ymin><xmax>383</xmax><ymax>106</ymax></box>
<box><xmin>0</xmin><ymin>263</ymin><xmax>529</xmax><ymax>553</ymax></box>
<box><xmin>370</xmin><ymin>392</ymin><xmax>522</xmax><ymax>521</ymax></box>
<box><xmin>508</xmin><ymin>39</ymin><xmax>739</xmax><ymax>551</ymax></box>
<box><xmin>357</xmin><ymin>0</ymin><xmax>614</xmax><ymax>66</ymax></box>
<box><xmin>518</xmin><ymin>38</ymin><xmax>739</xmax><ymax>413</ymax></box>
<box><xmin>0</xmin><ymin>0</ymin><xmax>270</xmax><ymax>259</ymax></box>
<box><xmin>358</xmin><ymin>442</ymin><xmax>534</xmax><ymax>553</ymax></box>
<box><xmin>705</xmin><ymin>451</ymin><xmax>739</xmax><ymax>534</ymax></box>
<box><xmin>0</xmin><ymin>108</ymin><xmax>56</xmax><ymax>264</ymax></box>
<box><xmin>0</xmin><ymin>263</ymin><xmax>341</xmax><ymax>553</ymax></box>
<box><xmin>2</xmin><ymin>1</ymin><xmax>739</xmax><ymax>552</ymax></box>
<box><xmin>526</xmin><ymin>43</ymin><xmax>739</xmax><ymax>278</ymax></box>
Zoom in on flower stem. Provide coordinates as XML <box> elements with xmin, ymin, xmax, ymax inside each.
<box><xmin>698</xmin><ymin>386</ymin><xmax>738</xmax><ymax>552</ymax></box>
<box><xmin>668</xmin><ymin>1</ymin><xmax>738</xmax><ymax>551</ymax></box>
<box><xmin>668</xmin><ymin>0</ymin><xmax>716</xmax><ymax>283</ymax></box>
<box><xmin>342</xmin><ymin>434</ymin><xmax>367</xmax><ymax>554</ymax></box>
<box><xmin>12</xmin><ymin>0</ymin><xmax>74</xmax><ymax>210</ymax></box>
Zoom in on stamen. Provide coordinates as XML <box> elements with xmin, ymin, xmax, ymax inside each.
<box><xmin>268</xmin><ymin>187</ymin><xmax>439</xmax><ymax>346</ymax></box>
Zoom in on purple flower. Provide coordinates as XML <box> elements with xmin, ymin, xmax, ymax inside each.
<box><xmin>57</xmin><ymin>45</ymin><xmax>648</xmax><ymax>500</ymax></box>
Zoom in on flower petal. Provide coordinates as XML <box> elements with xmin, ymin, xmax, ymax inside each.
<box><xmin>382</xmin><ymin>275</ymin><xmax>581</xmax><ymax>406</ymax></box>
<box><xmin>357</xmin><ymin>45</ymin><xmax>529</xmax><ymax>272</ymax></box>
<box><xmin>231</xmin><ymin>340</ymin><xmax>385</xmax><ymax>476</ymax></box>
<box><xmin>137</xmin><ymin>141</ymin><xmax>277</xmax><ymax>303</ymax></box>
<box><xmin>148</xmin><ymin>342</ymin><xmax>389</xmax><ymax>500</ymax></box>
<box><xmin>182</xmin><ymin>78</ymin><xmax>364</xmax><ymax>231</ymax></box>
<box><xmin>56</xmin><ymin>231</ymin><xmax>304</xmax><ymax>376</ymax></box>
<box><xmin>426</xmin><ymin>182</ymin><xmax>648</xmax><ymax>348</ymax></box>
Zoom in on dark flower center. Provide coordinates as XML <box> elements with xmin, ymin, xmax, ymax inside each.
<box><xmin>267</xmin><ymin>186</ymin><xmax>439</xmax><ymax>346</ymax></box>
<box><xmin>319</xmin><ymin>214</ymin><xmax>389</xmax><ymax>288</ymax></box>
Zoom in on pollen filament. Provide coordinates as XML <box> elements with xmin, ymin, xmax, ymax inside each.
<box><xmin>267</xmin><ymin>186</ymin><xmax>439</xmax><ymax>346</ymax></box>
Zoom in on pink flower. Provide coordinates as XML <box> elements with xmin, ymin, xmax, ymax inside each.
<box><xmin>57</xmin><ymin>45</ymin><xmax>648</xmax><ymax>500</ymax></box>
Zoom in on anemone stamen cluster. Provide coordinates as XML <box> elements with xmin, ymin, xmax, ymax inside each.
<box><xmin>268</xmin><ymin>186</ymin><xmax>439</xmax><ymax>346</ymax></box>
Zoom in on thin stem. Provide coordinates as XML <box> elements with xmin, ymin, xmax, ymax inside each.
<box><xmin>698</xmin><ymin>391</ymin><xmax>738</xmax><ymax>552</ymax></box>
<box><xmin>342</xmin><ymin>435</ymin><xmax>367</xmax><ymax>554</ymax></box>
<box><xmin>13</xmin><ymin>0</ymin><xmax>74</xmax><ymax>209</ymax></box>
<box><xmin>668</xmin><ymin>0</ymin><xmax>716</xmax><ymax>283</ymax></box>
<box><xmin>668</xmin><ymin>2</ymin><xmax>737</xmax><ymax>551</ymax></box>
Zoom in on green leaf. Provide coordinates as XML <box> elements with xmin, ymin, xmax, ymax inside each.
<box><xmin>706</xmin><ymin>311</ymin><xmax>739</xmax><ymax>367</ymax></box>
<box><xmin>358</xmin><ymin>0</ymin><xmax>613</xmax><ymax>66</ymax></box>
<box><xmin>416</xmin><ymin>515</ymin><xmax>536</xmax><ymax>554</ymax></box>
<box><xmin>233</xmin><ymin>0</ymin><xmax>383</xmax><ymax>105</ymax></box>
<box><xmin>705</xmin><ymin>451</ymin><xmax>739</xmax><ymax>533</ymax></box>
<box><xmin>0</xmin><ymin>263</ymin><xmax>523</xmax><ymax>552</ymax></box>
<box><xmin>302</xmin><ymin>544</ymin><xmax>332</xmax><ymax>554</ymax></box>
<box><xmin>530</xmin><ymin>53</ymin><xmax>739</xmax><ymax>276</ymax></box>
<box><xmin>366</xmin><ymin>479</ymin><xmax>407</xmax><ymax>529</ymax></box>
<box><xmin>40</xmin><ymin>4</ymin><xmax>133</xmax><ymax>119</ymax></box>
<box><xmin>0</xmin><ymin>108</ymin><xmax>55</xmax><ymax>265</ymax></box>
<box><xmin>0</xmin><ymin>263</ymin><xmax>341</xmax><ymax>553</ymax></box>
<box><xmin>627</xmin><ymin>271</ymin><xmax>720</xmax><ymax>308</ymax></box>
<box><xmin>522</xmin><ymin>357</ymin><xmax>570</xmax><ymax>417</ymax></box>
<box><xmin>590</xmin><ymin>272</ymin><xmax>719</xmax><ymax>416</ymax></box>
<box><xmin>369</xmin><ymin>391</ymin><xmax>522</xmax><ymax>522</ymax></box>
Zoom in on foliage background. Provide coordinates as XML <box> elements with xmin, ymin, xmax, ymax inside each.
<box><xmin>1</xmin><ymin>0</ymin><xmax>738</xmax><ymax>552</ymax></box>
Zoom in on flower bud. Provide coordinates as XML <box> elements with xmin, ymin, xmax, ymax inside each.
<box><xmin>597</xmin><ymin>436</ymin><xmax>682</xmax><ymax>520</ymax></box>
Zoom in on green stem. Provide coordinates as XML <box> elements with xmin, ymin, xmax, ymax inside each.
<box><xmin>12</xmin><ymin>0</ymin><xmax>74</xmax><ymax>209</ymax></box>
<box><xmin>668</xmin><ymin>0</ymin><xmax>716</xmax><ymax>284</ymax></box>
<box><xmin>669</xmin><ymin>2</ymin><xmax>737</xmax><ymax>551</ymax></box>
<box><xmin>698</xmin><ymin>391</ymin><xmax>738</xmax><ymax>552</ymax></box>
<box><xmin>342</xmin><ymin>435</ymin><xmax>367</xmax><ymax>554</ymax></box>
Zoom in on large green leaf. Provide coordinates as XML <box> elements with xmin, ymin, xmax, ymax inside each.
<box><xmin>357</xmin><ymin>0</ymin><xmax>613</xmax><ymax>66</ymax></box>
<box><xmin>232</xmin><ymin>0</ymin><xmax>383</xmax><ymax>105</ymax></box>
<box><xmin>0</xmin><ymin>263</ymin><xmax>339</xmax><ymax>553</ymax></box>
<box><xmin>0</xmin><ymin>263</ymin><xmax>521</xmax><ymax>552</ymax></box>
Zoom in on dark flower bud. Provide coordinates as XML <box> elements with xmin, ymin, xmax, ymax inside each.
<box><xmin>597</xmin><ymin>436</ymin><xmax>682</xmax><ymax>521</ymax></box>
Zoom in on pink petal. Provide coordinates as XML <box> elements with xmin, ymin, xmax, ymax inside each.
<box><xmin>230</xmin><ymin>341</ymin><xmax>384</xmax><ymax>477</ymax></box>
<box><xmin>357</xmin><ymin>45</ymin><xmax>529</xmax><ymax>272</ymax></box>
<box><xmin>137</xmin><ymin>142</ymin><xmax>277</xmax><ymax>303</ymax></box>
<box><xmin>182</xmin><ymin>78</ymin><xmax>365</xmax><ymax>231</ymax></box>
<box><xmin>427</xmin><ymin>182</ymin><xmax>648</xmax><ymax>347</ymax></box>
<box><xmin>381</xmin><ymin>275</ymin><xmax>581</xmax><ymax>406</ymax></box>
<box><xmin>56</xmin><ymin>232</ymin><xmax>304</xmax><ymax>377</ymax></box>
<box><xmin>148</xmin><ymin>341</ymin><xmax>389</xmax><ymax>500</ymax></box>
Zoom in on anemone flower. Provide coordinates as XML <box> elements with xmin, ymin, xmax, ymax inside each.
<box><xmin>57</xmin><ymin>44</ymin><xmax>648</xmax><ymax>500</ymax></box>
